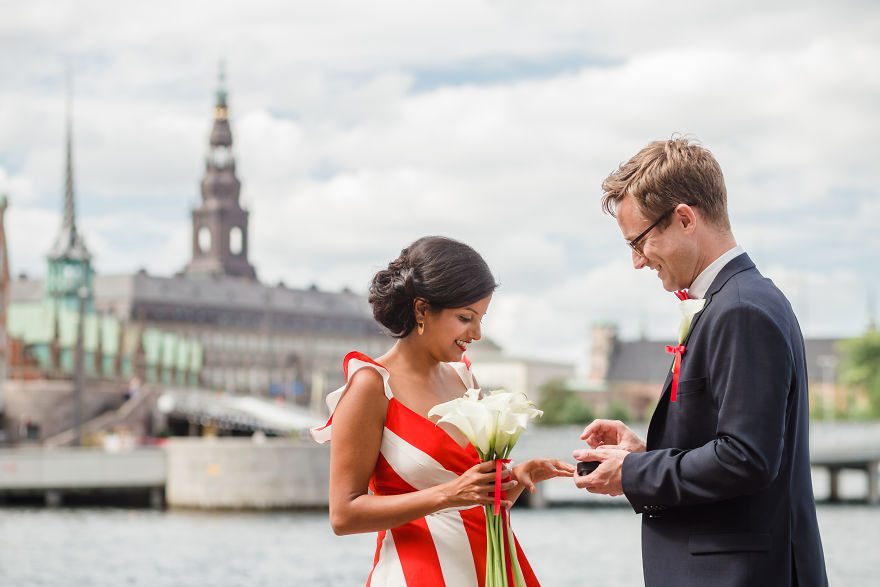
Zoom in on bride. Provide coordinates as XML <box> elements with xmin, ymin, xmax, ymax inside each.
<box><xmin>312</xmin><ymin>236</ymin><xmax>572</xmax><ymax>586</ymax></box>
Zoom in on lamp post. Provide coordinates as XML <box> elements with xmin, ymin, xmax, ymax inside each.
<box><xmin>73</xmin><ymin>285</ymin><xmax>88</xmax><ymax>446</ymax></box>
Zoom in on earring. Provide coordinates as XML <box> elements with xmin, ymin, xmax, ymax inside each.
<box><xmin>417</xmin><ymin>322</ymin><xmax>425</xmax><ymax>336</ymax></box>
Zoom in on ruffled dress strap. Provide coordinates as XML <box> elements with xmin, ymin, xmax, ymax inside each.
<box><xmin>310</xmin><ymin>351</ymin><xmax>392</xmax><ymax>444</ymax></box>
<box><xmin>449</xmin><ymin>353</ymin><xmax>477</xmax><ymax>391</ymax></box>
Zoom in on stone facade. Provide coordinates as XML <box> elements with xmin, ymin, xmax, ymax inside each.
<box><xmin>9</xmin><ymin>273</ymin><xmax>390</xmax><ymax>401</ymax></box>
<box><xmin>164</xmin><ymin>437</ymin><xmax>331</xmax><ymax>509</ymax></box>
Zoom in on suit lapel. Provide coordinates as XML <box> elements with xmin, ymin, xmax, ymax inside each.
<box><xmin>649</xmin><ymin>252</ymin><xmax>757</xmax><ymax>442</ymax></box>
<box><xmin>681</xmin><ymin>253</ymin><xmax>755</xmax><ymax>347</ymax></box>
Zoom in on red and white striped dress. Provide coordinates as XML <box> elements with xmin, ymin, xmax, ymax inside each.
<box><xmin>312</xmin><ymin>351</ymin><xmax>540</xmax><ymax>587</ymax></box>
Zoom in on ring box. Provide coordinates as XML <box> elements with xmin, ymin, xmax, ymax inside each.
<box><xmin>576</xmin><ymin>461</ymin><xmax>600</xmax><ymax>475</ymax></box>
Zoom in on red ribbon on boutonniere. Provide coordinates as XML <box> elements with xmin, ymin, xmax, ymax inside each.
<box><xmin>665</xmin><ymin>344</ymin><xmax>686</xmax><ymax>402</ymax></box>
<box><xmin>666</xmin><ymin>289</ymin><xmax>704</xmax><ymax>402</ymax></box>
<box><xmin>669</xmin><ymin>290</ymin><xmax>690</xmax><ymax>401</ymax></box>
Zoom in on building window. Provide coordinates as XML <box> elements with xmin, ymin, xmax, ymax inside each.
<box><xmin>229</xmin><ymin>226</ymin><xmax>243</xmax><ymax>255</ymax></box>
<box><xmin>198</xmin><ymin>226</ymin><xmax>212</xmax><ymax>253</ymax></box>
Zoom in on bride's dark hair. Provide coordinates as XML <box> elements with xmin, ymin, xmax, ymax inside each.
<box><xmin>369</xmin><ymin>236</ymin><xmax>498</xmax><ymax>338</ymax></box>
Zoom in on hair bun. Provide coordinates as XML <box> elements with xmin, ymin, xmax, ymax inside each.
<box><xmin>368</xmin><ymin>236</ymin><xmax>497</xmax><ymax>338</ymax></box>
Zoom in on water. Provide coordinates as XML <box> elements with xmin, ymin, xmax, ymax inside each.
<box><xmin>3</xmin><ymin>422</ymin><xmax>878</xmax><ymax>585</ymax></box>
<box><xmin>1</xmin><ymin>503</ymin><xmax>877</xmax><ymax>586</ymax></box>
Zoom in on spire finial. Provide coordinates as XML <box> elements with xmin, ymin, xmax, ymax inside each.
<box><xmin>63</xmin><ymin>66</ymin><xmax>77</xmax><ymax>236</ymax></box>
<box><xmin>216</xmin><ymin>59</ymin><xmax>228</xmax><ymax>109</ymax></box>
<box><xmin>47</xmin><ymin>66</ymin><xmax>90</xmax><ymax>262</ymax></box>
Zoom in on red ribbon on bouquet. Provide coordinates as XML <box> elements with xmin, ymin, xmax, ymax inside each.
<box><xmin>494</xmin><ymin>458</ymin><xmax>512</xmax><ymax>515</ymax></box>
<box><xmin>665</xmin><ymin>344</ymin><xmax>686</xmax><ymax>402</ymax></box>
<box><xmin>493</xmin><ymin>458</ymin><xmax>515</xmax><ymax>586</ymax></box>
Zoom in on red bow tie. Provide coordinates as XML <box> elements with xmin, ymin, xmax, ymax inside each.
<box><xmin>674</xmin><ymin>289</ymin><xmax>690</xmax><ymax>301</ymax></box>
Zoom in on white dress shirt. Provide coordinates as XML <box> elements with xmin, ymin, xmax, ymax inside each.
<box><xmin>687</xmin><ymin>244</ymin><xmax>745</xmax><ymax>299</ymax></box>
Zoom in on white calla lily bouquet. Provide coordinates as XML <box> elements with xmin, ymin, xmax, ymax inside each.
<box><xmin>429</xmin><ymin>388</ymin><xmax>542</xmax><ymax>587</ymax></box>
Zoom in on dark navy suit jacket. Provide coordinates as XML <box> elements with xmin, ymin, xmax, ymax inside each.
<box><xmin>621</xmin><ymin>253</ymin><xmax>828</xmax><ymax>587</ymax></box>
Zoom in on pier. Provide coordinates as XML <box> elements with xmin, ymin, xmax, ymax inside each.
<box><xmin>0</xmin><ymin>438</ymin><xmax>330</xmax><ymax>509</ymax></box>
<box><xmin>0</xmin><ymin>445</ymin><xmax>165</xmax><ymax>507</ymax></box>
<box><xmin>811</xmin><ymin>449</ymin><xmax>879</xmax><ymax>505</ymax></box>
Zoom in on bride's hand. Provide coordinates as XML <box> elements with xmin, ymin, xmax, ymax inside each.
<box><xmin>514</xmin><ymin>458</ymin><xmax>575</xmax><ymax>493</ymax></box>
<box><xmin>441</xmin><ymin>460</ymin><xmax>517</xmax><ymax>509</ymax></box>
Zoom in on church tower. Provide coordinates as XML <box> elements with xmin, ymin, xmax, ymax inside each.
<box><xmin>46</xmin><ymin>76</ymin><xmax>94</xmax><ymax>311</ymax></box>
<box><xmin>184</xmin><ymin>64</ymin><xmax>257</xmax><ymax>280</ymax></box>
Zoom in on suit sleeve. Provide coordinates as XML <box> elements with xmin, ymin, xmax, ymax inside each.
<box><xmin>622</xmin><ymin>301</ymin><xmax>793</xmax><ymax>511</ymax></box>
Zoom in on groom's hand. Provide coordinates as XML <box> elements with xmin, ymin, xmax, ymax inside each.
<box><xmin>581</xmin><ymin>419</ymin><xmax>646</xmax><ymax>454</ymax></box>
<box><xmin>572</xmin><ymin>448</ymin><xmax>627</xmax><ymax>496</ymax></box>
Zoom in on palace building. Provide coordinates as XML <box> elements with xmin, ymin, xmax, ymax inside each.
<box><xmin>3</xmin><ymin>68</ymin><xmax>389</xmax><ymax>443</ymax></box>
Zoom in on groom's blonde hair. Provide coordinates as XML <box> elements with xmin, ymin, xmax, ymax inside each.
<box><xmin>601</xmin><ymin>135</ymin><xmax>730</xmax><ymax>231</ymax></box>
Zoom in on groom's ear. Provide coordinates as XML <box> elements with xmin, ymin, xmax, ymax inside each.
<box><xmin>676</xmin><ymin>203</ymin><xmax>698</xmax><ymax>234</ymax></box>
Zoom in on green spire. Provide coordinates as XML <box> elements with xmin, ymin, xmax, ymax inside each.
<box><xmin>46</xmin><ymin>69</ymin><xmax>93</xmax><ymax>310</ymax></box>
<box><xmin>216</xmin><ymin>60</ymin><xmax>228</xmax><ymax>107</ymax></box>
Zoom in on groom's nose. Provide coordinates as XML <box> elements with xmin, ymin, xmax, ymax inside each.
<box><xmin>632</xmin><ymin>248</ymin><xmax>648</xmax><ymax>269</ymax></box>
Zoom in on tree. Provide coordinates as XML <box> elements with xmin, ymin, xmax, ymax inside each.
<box><xmin>604</xmin><ymin>400</ymin><xmax>632</xmax><ymax>423</ymax></box>
<box><xmin>837</xmin><ymin>329</ymin><xmax>880</xmax><ymax>419</ymax></box>
<box><xmin>537</xmin><ymin>378</ymin><xmax>595</xmax><ymax>426</ymax></box>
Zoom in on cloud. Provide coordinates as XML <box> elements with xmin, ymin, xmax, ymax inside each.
<box><xmin>4</xmin><ymin>206</ymin><xmax>59</xmax><ymax>278</ymax></box>
<box><xmin>1</xmin><ymin>0</ymin><xmax>878</xmax><ymax>373</ymax></box>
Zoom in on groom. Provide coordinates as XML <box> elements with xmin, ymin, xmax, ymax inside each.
<box><xmin>574</xmin><ymin>136</ymin><xmax>828</xmax><ymax>586</ymax></box>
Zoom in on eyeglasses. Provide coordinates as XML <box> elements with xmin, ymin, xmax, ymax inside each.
<box><xmin>627</xmin><ymin>202</ymin><xmax>696</xmax><ymax>257</ymax></box>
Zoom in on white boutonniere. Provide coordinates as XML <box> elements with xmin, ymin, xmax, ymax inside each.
<box><xmin>676</xmin><ymin>298</ymin><xmax>706</xmax><ymax>344</ymax></box>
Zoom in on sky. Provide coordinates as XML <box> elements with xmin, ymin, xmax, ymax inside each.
<box><xmin>1</xmin><ymin>0</ymin><xmax>878</xmax><ymax>375</ymax></box>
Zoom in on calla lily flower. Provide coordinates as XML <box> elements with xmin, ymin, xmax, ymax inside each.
<box><xmin>428</xmin><ymin>396</ymin><xmax>494</xmax><ymax>457</ymax></box>
<box><xmin>431</xmin><ymin>388</ymin><xmax>542</xmax><ymax>460</ymax></box>
<box><xmin>487</xmin><ymin>391</ymin><xmax>542</xmax><ymax>457</ymax></box>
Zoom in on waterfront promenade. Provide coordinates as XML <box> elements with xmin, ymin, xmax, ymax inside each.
<box><xmin>1</xmin><ymin>421</ymin><xmax>878</xmax><ymax>508</ymax></box>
